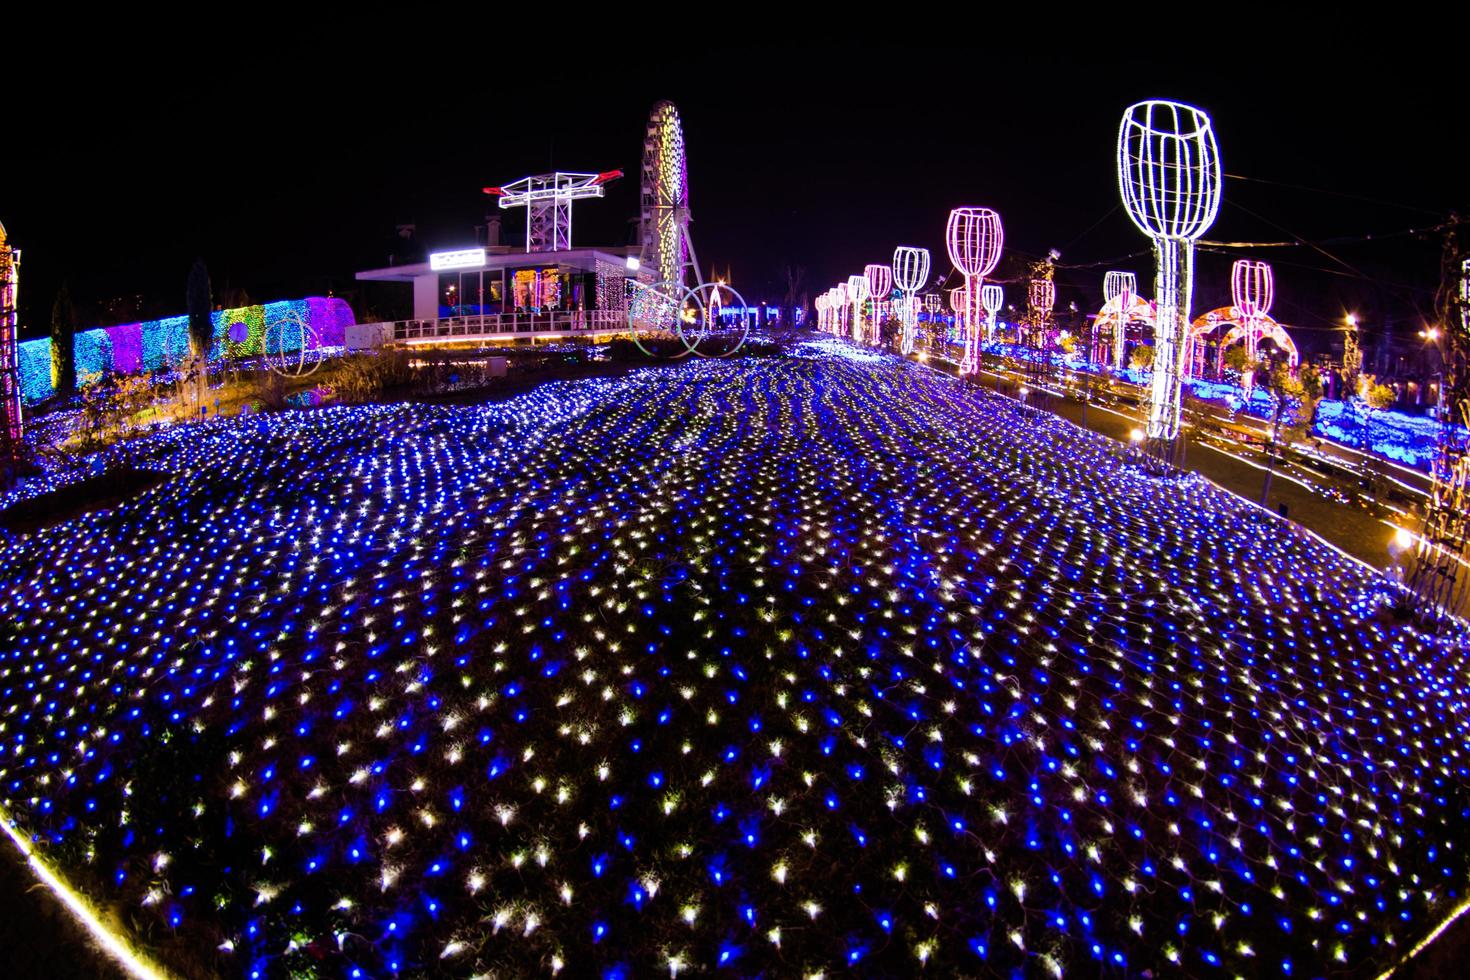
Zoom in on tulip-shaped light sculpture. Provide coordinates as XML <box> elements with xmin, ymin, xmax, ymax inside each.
<box><xmin>1231</xmin><ymin>259</ymin><xmax>1273</xmax><ymax>365</ymax></box>
<box><xmin>833</xmin><ymin>283</ymin><xmax>849</xmax><ymax>338</ymax></box>
<box><xmin>1118</xmin><ymin>100</ymin><xmax>1222</xmax><ymax>451</ymax></box>
<box><xmin>946</xmin><ymin>207</ymin><xmax>1004</xmax><ymax>374</ymax></box>
<box><xmin>1103</xmin><ymin>270</ymin><xmax>1136</xmax><ymax>370</ymax></box>
<box><xmin>981</xmin><ymin>284</ymin><xmax>1003</xmax><ymax>345</ymax></box>
<box><xmin>892</xmin><ymin>246</ymin><xmax>931</xmax><ymax>355</ymax></box>
<box><xmin>846</xmin><ymin>275</ymin><xmax>869</xmax><ymax>343</ymax></box>
<box><xmin>864</xmin><ymin>263</ymin><xmax>893</xmax><ymax>347</ymax></box>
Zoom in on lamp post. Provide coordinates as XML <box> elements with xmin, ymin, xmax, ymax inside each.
<box><xmin>946</xmin><ymin>207</ymin><xmax>1004</xmax><ymax>375</ymax></box>
<box><xmin>892</xmin><ymin>247</ymin><xmax>931</xmax><ymax>356</ymax></box>
<box><xmin>1117</xmin><ymin>100</ymin><xmax>1222</xmax><ymax>459</ymax></box>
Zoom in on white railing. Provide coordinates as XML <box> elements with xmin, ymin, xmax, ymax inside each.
<box><xmin>390</xmin><ymin>310</ymin><xmax>625</xmax><ymax>343</ymax></box>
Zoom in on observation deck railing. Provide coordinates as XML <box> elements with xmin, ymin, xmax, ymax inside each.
<box><xmin>391</xmin><ymin>310</ymin><xmax>624</xmax><ymax>343</ymax></box>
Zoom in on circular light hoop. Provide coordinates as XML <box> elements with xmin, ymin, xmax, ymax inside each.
<box><xmin>945</xmin><ymin>207</ymin><xmax>1004</xmax><ymax>278</ymax></box>
<box><xmin>627</xmin><ymin>278</ymin><xmax>705</xmax><ymax>358</ymax></box>
<box><xmin>688</xmin><ymin>280</ymin><xmax>753</xmax><ymax>358</ymax></box>
<box><xmin>264</xmin><ymin>309</ymin><xmax>322</xmax><ymax>378</ymax></box>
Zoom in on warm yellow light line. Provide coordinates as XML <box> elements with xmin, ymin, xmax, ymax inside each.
<box><xmin>1376</xmin><ymin>893</ymin><xmax>1470</xmax><ymax>980</ymax></box>
<box><xmin>1</xmin><ymin>810</ymin><xmax>171</xmax><ymax>980</ymax></box>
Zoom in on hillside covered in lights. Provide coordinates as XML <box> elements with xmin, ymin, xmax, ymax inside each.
<box><xmin>1</xmin><ymin>341</ymin><xmax>1466</xmax><ymax>978</ymax></box>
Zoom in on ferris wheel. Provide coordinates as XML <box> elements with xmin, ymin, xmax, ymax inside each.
<box><xmin>639</xmin><ymin>101</ymin><xmax>699</xmax><ymax>287</ymax></box>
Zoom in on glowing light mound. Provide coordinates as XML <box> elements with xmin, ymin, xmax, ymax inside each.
<box><xmin>864</xmin><ymin>264</ymin><xmax>892</xmax><ymax>346</ymax></box>
<box><xmin>892</xmin><ymin>246</ymin><xmax>931</xmax><ymax>355</ymax></box>
<box><xmin>846</xmin><ymin>275</ymin><xmax>869</xmax><ymax>344</ymax></box>
<box><xmin>1103</xmin><ymin>271</ymin><xmax>1137</xmax><ymax>369</ymax></box>
<box><xmin>980</xmin><ymin>284</ymin><xmax>1003</xmax><ymax>344</ymax></box>
<box><xmin>1118</xmin><ymin>100</ymin><xmax>1221</xmax><ymax>448</ymax></box>
<box><xmin>946</xmin><ymin>207</ymin><xmax>1003</xmax><ymax>375</ymax></box>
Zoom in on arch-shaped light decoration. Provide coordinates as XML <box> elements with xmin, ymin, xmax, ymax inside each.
<box><xmin>864</xmin><ymin>263</ymin><xmax>893</xmax><ymax>346</ymax></box>
<box><xmin>946</xmin><ymin>207</ymin><xmax>1004</xmax><ymax>375</ymax></box>
<box><xmin>981</xmin><ymin>283</ymin><xmax>1003</xmax><ymax>344</ymax></box>
<box><xmin>846</xmin><ymin>275</ymin><xmax>869</xmax><ymax>344</ymax></box>
<box><xmin>1103</xmin><ymin>270</ymin><xmax>1137</xmax><ymax>369</ymax></box>
<box><xmin>1118</xmin><ymin>100</ymin><xmax>1222</xmax><ymax>447</ymax></box>
<box><xmin>892</xmin><ymin>246</ymin><xmax>931</xmax><ymax>355</ymax></box>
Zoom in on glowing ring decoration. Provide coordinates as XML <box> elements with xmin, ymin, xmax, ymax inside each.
<box><xmin>626</xmin><ymin>279</ymin><xmax>753</xmax><ymax>359</ymax></box>
<box><xmin>264</xmin><ymin>309</ymin><xmax>322</xmax><ymax>378</ymax></box>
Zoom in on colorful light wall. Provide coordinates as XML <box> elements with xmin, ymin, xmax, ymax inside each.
<box><xmin>15</xmin><ymin>297</ymin><xmax>354</xmax><ymax>403</ymax></box>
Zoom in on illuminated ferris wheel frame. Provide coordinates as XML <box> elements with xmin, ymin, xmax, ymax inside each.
<box><xmin>639</xmin><ymin>101</ymin><xmax>699</xmax><ymax>289</ymax></box>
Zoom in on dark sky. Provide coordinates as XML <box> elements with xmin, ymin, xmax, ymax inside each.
<box><xmin>7</xmin><ymin>38</ymin><xmax>1463</xmax><ymax>357</ymax></box>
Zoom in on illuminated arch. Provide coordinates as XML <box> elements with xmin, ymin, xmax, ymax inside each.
<box><xmin>1091</xmin><ymin>293</ymin><xmax>1156</xmax><ymax>366</ymax></box>
<box><xmin>1184</xmin><ymin>306</ymin><xmax>1299</xmax><ymax>379</ymax></box>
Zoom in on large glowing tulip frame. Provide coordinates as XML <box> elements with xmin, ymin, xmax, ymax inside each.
<box><xmin>846</xmin><ymin>275</ymin><xmax>869</xmax><ymax>343</ymax></box>
<box><xmin>949</xmin><ymin>285</ymin><xmax>974</xmax><ymax>357</ymax></box>
<box><xmin>946</xmin><ymin>207</ymin><xmax>1004</xmax><ymax>375</ymax></box>
<box><xmin>1104</xmin><ymin>270</ymin><xmax>1136</xmax><ymax>370</ymax></box>
<box><xmin>892</xmin><ymin>246</ymin><xmax>931</xmax><ymax>355</ymax></box>
<box><xmin>980</xmin><ymin>284</ymin><xmax>1003</xmax><ymax>343</ymax></box>
<box><xmin>864</xmin><ymin>264</ymin><xmax>892</xmax><ymax>346</ymax></box>
<box><xmin>833</xmin><ymin>283</ymin><xmax>849</xmax><ymax>338</ymax></box>
<box><xmin>1231</xmin><ymin>259</ymin><xmax>1273</xmax><ymax>365</ymax></box>
<box><xmin>1117</xmin><ymin>100</ymin><xmax>1221</xmax><ymax>451</ymax></box>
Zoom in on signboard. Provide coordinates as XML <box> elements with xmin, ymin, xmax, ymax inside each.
<box><xmin>429</xmin><ymin>248</ymin><xmax>487</xmax><ymax>271</ymax></box>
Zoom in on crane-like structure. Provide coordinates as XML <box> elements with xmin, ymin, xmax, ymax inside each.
<box><xmin>483</xmin><ymin>170</ymin><xmax>622</xmax><ymax>253</ymax></box>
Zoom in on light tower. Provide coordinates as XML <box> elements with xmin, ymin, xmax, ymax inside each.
<box><xmin>864</xmin><ymin>264</ymin><xmax>892</xmax><ymax>346</ymax></box>
<box><xmin>946</xmin><ymin>207</ymin><xmax>1004</xmax><ymax>375</ymax></box>
<box><xmin>0</xmin><ymin>219</ymin><xmax>21</xmax><ymax>475</ymax></box>
<box><xmin>1103</xmin><ymin>270</ymin><xmax>1136</xmax><ymax>370</ymax></box>
<box><xmin>892</xmin><ymin>246</ymin><xmax>931</xmax><ymax>355</ymax></box>
<box><xmin>1117</xmin><ymin>100</ymin><xmax>1222</xmax><ymax>457</ymax></box>
<box><xmin>484</xmin><ymin>170</ymin><xmax>622</xmax><ymax>253</ymax></box>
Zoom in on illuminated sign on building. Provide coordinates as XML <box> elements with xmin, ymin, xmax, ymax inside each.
<box><xmin>429</xmin><ymin>248</ymin><xmax>487</xmax><ymax>271</ymax></box>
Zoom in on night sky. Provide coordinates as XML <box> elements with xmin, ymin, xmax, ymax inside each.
<box><xmin>8</xmin><ymin>39</ymin><xmax>1463</xmax><ymax>357</ymax></box>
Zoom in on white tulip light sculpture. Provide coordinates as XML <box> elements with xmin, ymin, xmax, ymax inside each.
<box><xmin>846</xmin><ymin>275</ymin><xmax>869</xmax><ymax>343</ymax></box>
<box><xmin>864</xmin><ymin>263</ymin><xmax>893</xmax><ymax>346</ymax></box>
<box><xmin>1231</xmin><ymin>259</ymin><xmax>1273</xmax><ymax>365</ymax></box>
<box><xmin>892</xmin><ymin>246</ymin><xmax>931</xmax><ymax>355</ymax></box>
<box><xmin>1103</xmin><ymin>270</ymin><xmax>1137</xmax><ymax>370</ymax></box>
<box><xmin>980</xmin><ymin>283</ymin><xmax>1003</xmax><ymax>345</ymax></box>
<box><xmin>1117</xmin><ymin>100</ymin><xmax>1222</xmax><ymax>451</ymax></box>
<box><xmin>946</xmin><ymin>207</ymin><xmax>1004</xmax><ymax>375</ymax></box>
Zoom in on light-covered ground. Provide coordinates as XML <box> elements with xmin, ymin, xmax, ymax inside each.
<box><xmin>1</xmin><ymin>343</ymin><xmax>1465</xmax><ymax>977</ymax></box>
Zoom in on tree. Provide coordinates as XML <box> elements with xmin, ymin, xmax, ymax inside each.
<box><xmin>1129</xmin><ymin>345</ymin><xmax>1155</xmax><ymax>371</ymax></box>
<box><xmin>50</xmin><ymin>283</ymin><xmax>78</xmax><ymax>396</ymax></box>
<box><xmin>1222</xmin><ymin>344</ymin><xmax>1254</xmax><ymax>377</ymax></box>
<box><xmin>186</xmin><ymin>258</ymin><xmax>213</xmax><ymax>409</ymax></box>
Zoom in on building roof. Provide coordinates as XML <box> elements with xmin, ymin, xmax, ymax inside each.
<box><xmin>356</xmin><ymin>246</ymin><xmax>640</xmax><ymax>283</ymax></box>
